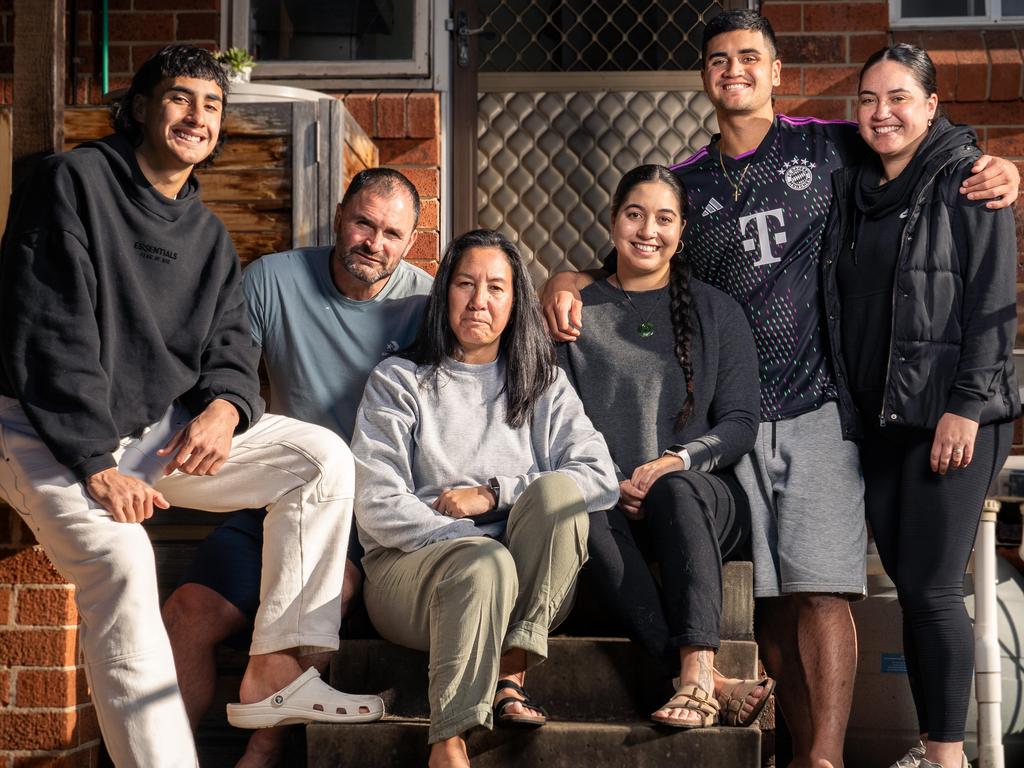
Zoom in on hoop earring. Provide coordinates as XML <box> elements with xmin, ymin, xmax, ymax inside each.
<box><xmin>675</xmin><ymin>241</ymin><xmax>684</xmax><ymax>255</ymax></box>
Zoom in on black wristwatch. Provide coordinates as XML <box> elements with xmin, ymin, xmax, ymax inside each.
<box><xmin>486</xmin><ymin>476</ymin><xmax>500</xmax><ymax>506</ymax></box>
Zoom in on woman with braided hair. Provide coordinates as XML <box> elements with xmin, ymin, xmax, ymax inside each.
<box><xmin>558</xmin><ymin>164</ymin><xmax>773</xmax><ymax>729</ymax></box>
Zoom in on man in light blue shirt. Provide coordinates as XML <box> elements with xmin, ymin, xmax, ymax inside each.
<box><xmin>161</xmin><ymin>168</ymin><xmax>432</xmax><ymax>766</ymax></box>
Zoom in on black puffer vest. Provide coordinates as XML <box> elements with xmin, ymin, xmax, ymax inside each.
<box><xmin>821</xmin><ymin>119</ymin><xmax>1020</xmax><ymax>441</ymax></box>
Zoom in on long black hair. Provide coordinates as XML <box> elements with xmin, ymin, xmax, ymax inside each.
<box><xmin>859</xmin><ymin>43</ymin><xmax>938</xmax><ymax>97</ymax></box>
<box><xmin>110</xmin><ymin>44</ymin><xmax>229</xmax><ymax>168</ymax></box>
<box><xmin>405</xmin><ymin>229</ymin><xmax>555</xmax><ymax>429</ymax></box>
<box><xmin>610</xmin><ymin>165</ymin><xmax>695</xmax><ymax>430</ymax></box>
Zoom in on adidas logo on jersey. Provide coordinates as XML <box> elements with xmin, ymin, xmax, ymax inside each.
<box><xmin>702</xmin><ymin>197</ymin><xmax>724</xmax><ymax>217</ymax></box>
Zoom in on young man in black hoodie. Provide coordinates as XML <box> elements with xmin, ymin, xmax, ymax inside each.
<box><xmin>0</xmin><ymin>46</ymin><xmax>381</xmax><ymax>767</ymax></box>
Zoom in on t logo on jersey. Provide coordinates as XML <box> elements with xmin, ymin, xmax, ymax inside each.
<box><xmin>739</xmin><ymin>208</ymin><xmax>787</xmax><ymax>267</ymax></box>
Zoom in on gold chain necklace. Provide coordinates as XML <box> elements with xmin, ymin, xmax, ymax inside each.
<box><xmin>718</xmin><ymin>149</ymin><xmax>751</xmax><ymax>201</ymax></box>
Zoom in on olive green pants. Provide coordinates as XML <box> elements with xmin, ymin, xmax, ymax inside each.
<box><xmin>362</xmin><ymin>473</ymin><xmax>589</xmax><ymax>743</ymax></box>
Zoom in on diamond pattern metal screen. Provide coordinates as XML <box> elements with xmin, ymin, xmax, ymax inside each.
<box><xmin>477</xmin><ymin>90</ymin><xmax>717</xmax><ymax>284</ymax></box>
<box><xmin>479</xmin><ymin>0</ymin><xmax>723</xmax><ymax>72</ymax></box>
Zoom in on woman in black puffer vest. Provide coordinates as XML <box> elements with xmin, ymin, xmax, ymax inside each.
<box><xmin>821</xmin><ymin>44</ymin><xmax>1020</xmax><ymax>768</ymax></box>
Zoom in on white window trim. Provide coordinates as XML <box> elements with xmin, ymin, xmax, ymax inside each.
<box><xmin>889</xmin><ymin>0</ymin><xmax>1024</xmax><ymax>28</ymax></box>
<box><xmin>224</xmin><ymin>0</ymin><xmax>431</xmax><ymax>80</ymax></box>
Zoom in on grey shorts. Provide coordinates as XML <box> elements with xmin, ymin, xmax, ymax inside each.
<box><xmin>734</xmin><ymin>401</ymin><xmax>867</xmax><ymax>599</ymax></box>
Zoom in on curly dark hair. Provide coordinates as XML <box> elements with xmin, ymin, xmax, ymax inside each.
<box><xmin>405</xmin><ymin>229</ymin><xmax>555</xmax><ymax>429</ymax></box>
<box><xmin>110</xmin><ymin>44</ymin><xmax>229</xmax><ymax>168</ymax></box>
<box><xmin>610</xmin><ymin>164</ymin><xmax>695</xmax><ymax>430</ymax></box>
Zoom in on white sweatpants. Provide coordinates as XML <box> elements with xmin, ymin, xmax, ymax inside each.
<box><xmin>0</xmin><ymin>397</ymin><xmax>353</xmax><ymax>768</ymax></box>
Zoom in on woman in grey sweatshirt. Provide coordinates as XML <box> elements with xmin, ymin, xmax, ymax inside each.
<box><xmin>352</xmin><ymin>229</ymin><xmax>618</xmax><ymax>767</ymax></box>
<box><xmin>558</xmin><ymin>165</ymin><xmax>772</xmax><ymax>731</ymax></box>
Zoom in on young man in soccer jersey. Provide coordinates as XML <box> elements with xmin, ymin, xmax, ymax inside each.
<box><xmin>542</xmin><ymin>10</ymin><xmax>1019</xmax><ymax>767</ymax></box>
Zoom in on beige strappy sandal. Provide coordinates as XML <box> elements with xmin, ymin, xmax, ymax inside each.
<box><xmin>650</xmin><ymin>682</ymin><xmax>720</xmax><ymax>729</ymax></box>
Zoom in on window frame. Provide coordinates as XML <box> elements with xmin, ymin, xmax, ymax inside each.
<box><xmin>224</xmin><ymin>0</ymin><xmax>432</xmax><ymax>81</ymax></box>
<box><xmin>889</xmin><ymin>0</ymin><xmax>1024</xmax><ymax>28</ymax></box>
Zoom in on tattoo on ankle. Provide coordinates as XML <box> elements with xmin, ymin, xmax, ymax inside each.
<box><xmin>697</xmin><ymin>650</ymin><xmax>714</xmax><ymax>692</ymax></box>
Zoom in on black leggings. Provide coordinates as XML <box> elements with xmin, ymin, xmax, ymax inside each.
<box><xmin>585</xmin><ymin>470</ymin><xmax>750</xmax><ymax>674</ymax></box>
<box><xmin>861</xmin><ymin>420</ymin><xmax>1011</xmax><ymax>743</ymax></box>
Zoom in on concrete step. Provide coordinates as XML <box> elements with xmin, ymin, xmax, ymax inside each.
<box><xmin>329</xmin><ymin>637</ymin><xmax>759</xmax><ymax>721</ymax></box>
<box><xmin>307</xmin><ymin>719</ymin><xmax>760</xmax><ymax>768</ymax></box>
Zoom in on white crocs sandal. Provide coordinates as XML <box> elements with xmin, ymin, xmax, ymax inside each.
<box><xmin>226</xmin><ymin>667</ymin><xmax>385</xmax><ymax>729</ymax></box>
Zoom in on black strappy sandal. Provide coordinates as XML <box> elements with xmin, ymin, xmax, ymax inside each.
<box><xmin>493</xmin><ymin>679</ymin><xmax>547</xmax><ymax>727</ymax></box>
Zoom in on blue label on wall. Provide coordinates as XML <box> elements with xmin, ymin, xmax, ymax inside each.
<box><xmin>881</xmin><ymin>653</ymin><xmax>907</xmax><ymax>674</ymax></box>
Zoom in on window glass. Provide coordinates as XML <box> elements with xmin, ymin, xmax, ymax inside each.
<box><xmin>899</xmin><ymin>0</ymin><xmax>985</xmax><ymax>17</ymax></box>
<box><xmin>249</xmin><ymin>0</ymin><xmax>414</xmax><ymax>62</ymax></box>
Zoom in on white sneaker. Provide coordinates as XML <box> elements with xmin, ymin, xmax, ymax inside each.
<box><xmin>892</xmin><ymin>741</ymin><xmax>926</xmax><ymax>768</ymax></box>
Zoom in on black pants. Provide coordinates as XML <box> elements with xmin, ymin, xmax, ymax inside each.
<box><xmin>586</xmin><ymin>470</ymin><xmax>750</xmax><ymax>674</ymax></box>
<box><xmin>861</xmin><ymin>420</ymin><xmax>1011</xmax><ymax>743</ymax></box>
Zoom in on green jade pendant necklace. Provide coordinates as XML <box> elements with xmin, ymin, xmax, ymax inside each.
<box><xmin>612</xmin><ymin>276</ymin><xmax>663</xmax><ymax>338</ymax></box>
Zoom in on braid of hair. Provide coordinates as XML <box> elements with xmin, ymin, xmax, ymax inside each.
<box><xmin>668</xmin><ymin>249</ymin><xmax>695</xmax><ymax>431</ymax></box>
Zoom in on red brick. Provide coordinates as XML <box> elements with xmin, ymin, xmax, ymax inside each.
<box><xmin>0</xmin><ymin>628</ymin><xmax>79</xmax><ymax>666</ymax></box>
<box><xmin>803</xmin><ymin>2</ymin><xmax>887</xmax><ymax>32</ymax></box>
<box><xmin>986</xmin><ymin>128</ymin><xmax>1024</xmax><ymax>159</ymax></box>
<box><xmin>776</xmin><ymin>35</ymin><xmax>845</xmax><ymax>65</ymax></box>
<box><xmin>132</xmin><ymin>43</ymin><xmax>168</xmax><ymax>71</ymax></box>
<box><xmin>763</xmin><ymin>2</ymin><xmax>801</xmax><ymax>33</ymax></box>
<box><xmin>342</xmin><ymin>94</ymin><xmax>375</xmax><ymax>136</ymax></box>
<box><xmin>0</xmin><ymin>668</ymin><xmax>9</xmax><ymax>707</ymax></box>
<box><xmin>418</xmin><ymin>198</ymin><xmax>439</xmax><ymax>229</ymax></box>
<box><xmin>407</xmin><ymin>93</ymin><xmax>439</xmax><ymax>138</ymax></box>
<box><xmin>106</xmin><ymin>44</ymin><xmax>132</xmax><ymax>76</ymax></box>
<box><xmin>74</xmin><ymin>10</ymin><xmax>93</xmax><ymax>45</ymax></box>
<box><xmin>987</xmin><ymin>33</ymin><xmax>1023</xmax><ymax>101</ymax></box>
<box><xmin>0</xmin><ymin>711</ymin><xmax>77</xmax><ymax>750</ymax></box>
<box><xmin>135</xmin><ymin>0</ymin><xmax>219</xmax><ymax>9</ymax></box>
<box><xmin>775</xmin><ymin>97</ymin><xmax>850</xmax><ymax>121</ymax></box>
<box><xmin>2</xmin><ymin>77</ymin><xmax>12</xmax><ymax>106</ymax></box>
<box><xmin>0</xmin><ymin>585</ymin><xmax>11</xmax><ymax>624</ymax></box>
<box><xmin>108</xmin><ymin>12</ymin><xmax>174</xmax><ymax>43</ymax></box>
<box><xmin>401</xmin><ymin>167</ymin><xmax>439</xmax><ymax>198</ymax></box>
<box><xmin>408</xmin><ymin>230</ymin><xmax>439</xmax><ymax>263</ymax></box>
<box><xmin>175</xmin><ymin>12</ymin><xmax>219</xmax><ymax>42</ymax></box>
<box><xmin>16</xmin><ymin>587</ymin><xmax>78</xmax><ymax>627</ymax></box>
<box><xmin>16</xmin><ymin>669</ymin><xmax>88</xmax><ymax>708</ymax></box>
<box><xmin>407</xmin><ymin>258</ymin><xmax>438</xmax><ymax>277</ymax></box>
<box><xmin>378</xmin><ymin>137</ymin><xmax>440</xmax><ymax>166</ymax></box>
<box><xmin>916</xmin><ymin>46</ymin><xmax>957</xmax><ymax>102</ymax></box>
<box><xmin>955</xmin><ymin>48</ymin><xmax>989</xmax><ymax>102</ymax></box>
<box><xmin>849</xmin><ymin>33</ymin><xmax>889</xmax><ymax>64</ymax></box>
<box><xmin>946</xmin><ymin>101</ymin><xmax>1024</xmax><ymax>126</ymax></box>
<box><xmin>803</xmin><ymin>66</ymin><xmax>859</xmax><ymax>97</ymax></box>
<box><xmin>13</xmin><ymin>751</ymin><xmax>96</xmax><ymax>768</ymax></box>
<box><xmin>78</xmin><ymin>704</ymin><xmax>100</xmax><ymax>744</ymax></box>
<box><xmin>0</xmin><ymin>548</ymin><xmax>65</xmax><ymax>585</ymax></box>
<box><xmin>776</xmin><ymin>66</ymin><xmax>802</xmax><ymax>96</ymax></box>
<box><xmin>376</xmin><ymin>93</ymin><xmax>407</xmax><ymax>138</ymax></box>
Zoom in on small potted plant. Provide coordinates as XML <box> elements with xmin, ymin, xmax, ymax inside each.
<box><xmin>215</xmin><ymin>47</ymin><xmax>256</xmax><ymax>83</ymax></box>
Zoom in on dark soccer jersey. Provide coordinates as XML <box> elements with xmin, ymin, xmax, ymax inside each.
<box><xmin>671</xmin><ymin>115</ymin><xmax>865</xmax><ymax>422</ymax></box>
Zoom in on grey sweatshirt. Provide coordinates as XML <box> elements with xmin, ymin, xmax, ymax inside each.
<box><xmin>352</xmin><ymin>355</ymin><xmax>619</xmax><ymax>554</ymax></box>
<box><xmin>558</xmin><ymin>278</ymin><xmax>759</xmax><ymax>477</ymax></box>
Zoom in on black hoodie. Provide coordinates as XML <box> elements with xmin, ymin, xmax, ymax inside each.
<box><xmin>821</xmin><ymin>117</ymin><xmax>1020</xmax><ymax>439</ymax></box>
<box><xmin>0</xmin><ymin>134</ymin><xmax>264</xmax><ymax>480</ymax></box>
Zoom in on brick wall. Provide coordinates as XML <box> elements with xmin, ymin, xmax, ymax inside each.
<box><xmin>335</xmin><ymin>92</ymin><xmax>442</xmax><ymax>271</ymax></box>
<box><xmin>0</xmin><ymin>506</ymin><xmax>98</xmax><ymax>767</ymax></box>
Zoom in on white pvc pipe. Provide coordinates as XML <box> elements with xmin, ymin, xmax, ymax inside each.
<box><xmin>974</xmin><ymin>499</ymin><xmax>1003</xmax><ymax>768</ymax></box>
